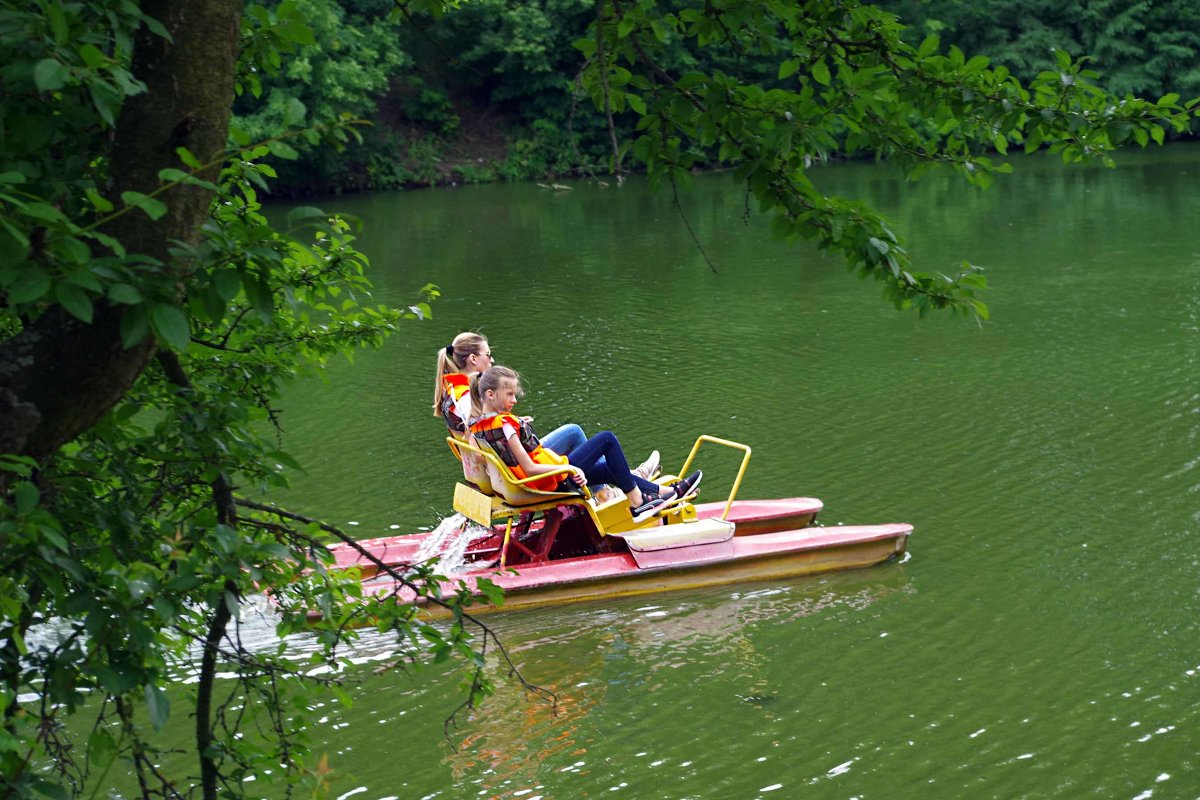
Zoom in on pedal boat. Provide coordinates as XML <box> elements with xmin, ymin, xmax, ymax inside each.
<box><xmin>323</xmin><ymin>436</ymin><xmax>912</xmax><ymax>619</ymax></box>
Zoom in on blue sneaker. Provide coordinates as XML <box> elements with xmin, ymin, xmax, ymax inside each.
<box><xmin>670</xmin><ymin>470</ymin><xmax>703</xmax><ymax>500</ymax></box>
<box><xmin>630</xmin><ymin>495</ymin><xmax>667</xmax><ymax>523</ymax></box>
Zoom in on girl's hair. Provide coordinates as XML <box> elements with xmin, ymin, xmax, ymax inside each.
<box><xmin>432</xmin><ymin>332</ymin><xmax>489</xmax><ymax>416</ymax></box>
<box><xmin>469</xmin><ymin>365</ymin><xmax>523</xmax><ymax>414</ymax></box>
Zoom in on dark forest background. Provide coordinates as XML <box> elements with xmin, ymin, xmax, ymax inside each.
<box><xmin>238</xmin><ymin>0</ymin><xmax>1200</xmax><ymax>194</ymax></box>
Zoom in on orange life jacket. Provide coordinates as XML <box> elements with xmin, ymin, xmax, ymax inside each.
<box><xmin>440</xmin><ymin>372</ymin><xmax>471</xmax><ymax>433</ymax></box>
<box><xmin>469</xmin><ymin>412</ymin><xmax>567</xmax><ymax>492</ymax></box>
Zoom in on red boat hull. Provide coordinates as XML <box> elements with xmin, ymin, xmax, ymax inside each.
<box><xmin>356</xmin><ymin>523</ymin><xmax>910</xmax><ymax>618</ymax></box>
<box><xmin>320</xmin><ymin>518</ymin><xmax>910</xmax><ymax>620</ymax></box>
<box><xmin>328</xmin><ymin>497</ymin><xmax>824</xmax><ymax>576</ymax></box>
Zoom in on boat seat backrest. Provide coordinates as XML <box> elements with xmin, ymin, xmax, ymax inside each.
<box><xmin>447</xmin><ymin>436</ymin><xmax>587</xmax><ymax>508</ymax></box>
<box><xmin>447</xmin><ymin>434</ymin><xmax>494</xmax><ymax>495</ymax></box>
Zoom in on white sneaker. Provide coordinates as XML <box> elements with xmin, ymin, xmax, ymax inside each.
<box><xmin>632</xmin><ymin>449</ymin><xmax>660</xmax><ymax>480</ymax></box>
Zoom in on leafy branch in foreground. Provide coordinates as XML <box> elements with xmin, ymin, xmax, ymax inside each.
<box><xmin>577</xmin><ymin>0</ymin><xmax>1196</xmax><ymax>318</ymax></box>
<box><xmin>0</xmin><ymin>3</ymin><xmax>536</xmax><ymax>800</ymax></box>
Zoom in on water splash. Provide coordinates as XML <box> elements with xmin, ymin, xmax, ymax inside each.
<box><xmin>413</xmin><ymin>513</ymin><xmax>492</xmax><ymax>573</ymax></box>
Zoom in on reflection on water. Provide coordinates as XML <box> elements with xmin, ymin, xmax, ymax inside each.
<box><xmin>304</xmin><ymin>566</ymin><xmax>915</xmax><ymax>800</ymax></box>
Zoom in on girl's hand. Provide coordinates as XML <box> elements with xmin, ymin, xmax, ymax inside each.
<box><xmin>570</xmin><ymin>468</ymin><xmax>587</xmax><ymax>487</ymax></box>
<box><xmin>520</xmin><ymin>415</ymin><xmax>534</xmax><ymax>423</ymax></box>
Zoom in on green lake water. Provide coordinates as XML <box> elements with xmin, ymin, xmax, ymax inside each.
<box><xmin>258</xmin><ymin>143</ymin><xmax>1199</xmax><ymax>799</ymax></box>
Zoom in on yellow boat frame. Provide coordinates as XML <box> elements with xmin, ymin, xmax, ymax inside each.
<box><xmin>447</xmin><ymin>434</ymin><xmax>752</xmax><ymax>567</ymax></box>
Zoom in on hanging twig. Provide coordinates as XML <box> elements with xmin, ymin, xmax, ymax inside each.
<box><xmin>233</xmin><ymin>498</ymin><xmax>558</xmax><ymax>731</ymax></box>
<box><xmin>594</xmin><ymin>2</ymin><xmax>624</xmax><ymax>179</ymax></box>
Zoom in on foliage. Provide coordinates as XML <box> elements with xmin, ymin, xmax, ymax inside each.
<box><xmin>0</xmin><ymin>3</ymin><xmax>530</xmax><ymax>800</ymax></box>
<box><xmin>880</xmin><ymin>0</ymin><xmax>1200</xmax><ymax>99</ymax></box>
<box><xmin>415</xmin><ymin>0</ymin><xmax>594</xmax><ymax>108</ymax></box>
<box><xmin>233</xmin><ymin>0</ymin><xmax>413</xmax><ymax>193</ymax></box>
<box><xmin>574</xmin><ymin>0</ymin><xmax>1196</xmax><ymax>318</ymax></box>
<box><xmin>238</xmin><ymin>0</ymin><xmax>1200</xmax><ymax>210</ymax></box>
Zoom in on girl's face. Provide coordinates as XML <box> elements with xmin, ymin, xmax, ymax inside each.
<box><xmin>465</xmin><ymin>343</ymin><xmax>493</xmax><ymax>373</ymax></box>
<box><xmin>486</xmin><ymin>378</ymin><xmax>520</xmax><ymax>413</ymax></box>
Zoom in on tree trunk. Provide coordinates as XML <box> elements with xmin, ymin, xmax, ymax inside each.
<box><xmin>0</xmin><ymin>0</ymin><xmax>243</xmax><ymax>478</ymax></box>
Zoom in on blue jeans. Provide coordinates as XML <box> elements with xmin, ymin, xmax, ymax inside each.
<box><xmin>566</xmin><ymin>431</ymin><xmax>657</xmax><ymax>495</ymax></box>
<box><xmin>542</xmin><ymin>423</ymin><xmax>586</xmax><ymax>455</ymax></box>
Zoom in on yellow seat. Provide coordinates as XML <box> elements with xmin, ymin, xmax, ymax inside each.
<box><xmin>446</xmin><ymin>433</ymin><xmax>494</xmax><ymax>495</ymax></box>
<box><xmin>447</xmin><ymin>436</ymin><xmax>590</xmax><ymax>507</ymax></box>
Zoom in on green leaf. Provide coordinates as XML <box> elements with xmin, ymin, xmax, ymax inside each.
<box><xmin>41</xmin><ymin>527</ymin><xmax>68</xmax><ymax>553</ymax></box>
<box><xmin>54</xmin><ymin>236</ymin><xmax>92</xmax><ymax>265</ymax></box>
<box><xmin>917</xmin><ymin>35</ymin><xmax>939</xmax><ymax>59</ymax></box>
<box><xmin>964</xmin><ymin>55</ymin><xmax>989</xmax><ymax>73</ymax></box>
<box><xmin>144</xmin><ymin>685</ymin><xmax>170</xmax><ymax>730</ymax></box>
<box><xmin>78</xmin><ymin>43</ymin><xmax>105</xmax><ymax>69</ymax></box>
<box><xmin>108</xmin><ymin>283</ymin><xmax>143</xmax><ymax>304</ymax></box>
<box><xmin>56</xmin><ymin>283</ymin><xmax>94</xmax><ymax>323</ymax></box>
<box><xmin>811</xmin><ymin>61</ymin><xmax>831</xmax><ymax>86</ymax></box>
<box><xmin>14</xmin><ymin>481</ymin><xmax>39</xmax><ymax>514</ymax></box>
<box><xmin>28</xmin><ymin>777</ymin><xmax>67</xmax><ymax>800</ymax></box>
<box><xmin>276</xmin><ymin>20</ymin><xmax>316</xmax><ymax>45</ymax></box>
<box><xmin>213</xmin><ymin>268</ymin><xmax>242</xmax><ymax>301</ymax></box>
<box><xmin>0</xmin><ymin>454</ymin><xmax>36</xmax><ymax>477</ymax></box>
<box><xmin>88</xmin><ymin>81</ymin><xmax>119</xmax><ymax>126</ymax></box>
<box><xmin>87</xmin><ymin>728</ymin><xmax>118</xmax><ymax>766</ymax></box>
<box><xmin>120</xmin><ymin>305</ymin><xmax>149</xmax><ymax>349</ymax></box>
<box><xmin>283</xmin><ymin>97</ymin><xmax>306</xmax><ymax>126</ymax></box>
<box><xmin>20</xmin><ymin>203</ymin><xmax>68</xmax><ymax>224</ymax></box>
<box><xmin>148</xmin><ymin>303</ymin><xmax>190</xmax><ymax>350</ymax></box>
<box><xmin>45</xmin><ymin>0</ymin><xmax>67</xmax><ymax>43</ymax></box>
<box><xmin>85</xmin><ymin>187</ymin><xmax>114</xmax><ymax>212</ymax></box>
<box><xmin>64</xmin><ymin>269</ymin><xmax>102</xmax><ymax>291</ymax></box>
<box><xmin>244</xmin><ymin>273</ymin><xmax>274</xmax><ymax>321</ymax></box>
<box><xmin>286</xmin><ymin>206</ymin><xmax>326</xmax><ymax>229</ymax></box>
<box><xmin>3</xmin><ymin>626</ymin><xmax>28</xmax><ymax>658</ymax></box>
<box><xmin>573</xmin><ymin>36</ymin><xmax>596</xmax><ymax>57</ymax></box>
<box><xmin>779</xmin><ymin>59</ymin><xmax>799</xmax><ymax>80</ymax></box>
<box><xmin>267</xmin><ymin>140</ymin><xmax>299</xmax><ymax>160</ymax></box>
<box><xmin>8</xmin><ymin>266</ymin><xmax>51</xmax><ymax>303</ymax></box>
<box><xmin>0</xmin><ymin>218</ymin><xmax>30</xmax><ymax>249</ymax></box>
<box><xmin>0</xmin><ymin>171</ymin><xmax>25</xmax><ymax>185</ymax></box>
<box><xmin>120</xmin><ymin>191</ymin><xmax>168</xmax><ymax>221</ymax></box>
<box><xmin>176</xmin><ymin>147</ymin><xmax>203</xmax><ymax>169</ymax></box>
<box><xmin>33</xmin><ymin>59</ymin><xmax>69</xmax><ymax>92</ymax></box>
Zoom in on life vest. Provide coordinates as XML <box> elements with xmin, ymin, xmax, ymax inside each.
<box><xmin>440</xmin><ymin>372</ymin><xmax>472</xmax><ymax>433</ymax></box>
<box><xmin>469</xmin><ymin>412</ymin><xmax>567</xmax><ymax>492</ymax></box>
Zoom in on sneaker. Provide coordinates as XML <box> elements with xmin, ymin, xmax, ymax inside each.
<box><xmin>630</xmin><ymin>495</ymin><xmax>667</xmax><ymax>523</ymax></box>
<box><xmin>670</xmin><ymin>469</ymin><xmax>703</xmax><ymax>500</ymax></box>
<box><xmin>632</xmin><ymin>449</ymin><xmax>660</xmax><ymax>480</ymax></box>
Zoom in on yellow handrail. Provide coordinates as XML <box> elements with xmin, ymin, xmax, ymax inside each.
<box><xmin>677</xmin><ymin>434</ymin><xmax>752</xmax><ymax>521</ymax></box>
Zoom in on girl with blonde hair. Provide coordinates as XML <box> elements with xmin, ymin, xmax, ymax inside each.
<box><xmin>468</xmin><ymin>366</ymin><xmax>700</xmax><ymax>523</ymax></box>
<box><xmin>432</xmin><ymin>332</ymin><xmax>659</xmax><ymax>477</ymax></box>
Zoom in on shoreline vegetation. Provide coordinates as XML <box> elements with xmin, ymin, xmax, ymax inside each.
<box><xmin>253</xmin><ymin>0</ymin><xmax>1200</xmax><ymax>197</ymax></box>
